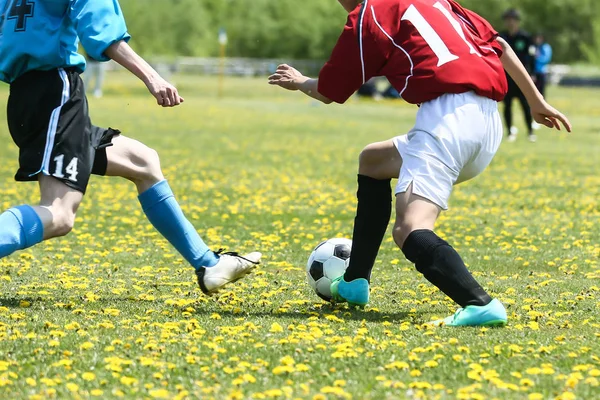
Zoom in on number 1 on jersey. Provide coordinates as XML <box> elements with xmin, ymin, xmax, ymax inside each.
<box><xmin>402</xmin><ymin>1</ymin><xmax>480</xmax><ymax>67</ymax></box>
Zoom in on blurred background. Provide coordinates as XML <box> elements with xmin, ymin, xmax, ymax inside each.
<box><xmin>88</xmin><ymin>0</ymin><xmax>600</xmax><ymax>89</ymax></box>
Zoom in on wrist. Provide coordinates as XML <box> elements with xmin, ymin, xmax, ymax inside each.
<box><xmin>293</xmin><ymin>75</ymin><xmax>310</xmax><ymax>89</ymax></box>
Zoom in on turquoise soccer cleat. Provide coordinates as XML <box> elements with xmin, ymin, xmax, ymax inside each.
<box><xmin>431</xmin><ymin>298</ymin><xmax>508</xmax><ymax>327</ymax></box>
<box><xmin>330</xmin><ymin>276</ymin><xmax>370</xmax><ymax>307</ymax></box>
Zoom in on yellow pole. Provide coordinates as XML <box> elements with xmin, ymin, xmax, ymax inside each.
<box><xmin>218</xmin><ymin>43</ymin><xmax>225</xmax><ymax>98</ymax></box>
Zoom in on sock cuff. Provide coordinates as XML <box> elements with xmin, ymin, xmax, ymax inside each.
<box><xmin>357</xmin><ymin>174</ymin><xmax>392</xmax><ymax>198</ymax></box>
<box><xmin>138</xmin><ymin>180</ymin><xmax>173</xmax><ymax>211</ymax></box>
<box><xmin>358</xmin><ymin>174</ymin><xmax>392</xmax><ymax>185</ymax></box>
<box><xmin>8</xmin><ymin>205</ymin><xmax>44</xmax><ymax>247</ymax></box>
<box><xmin>402</xmin><ymin>229</ymin><xmax>447</xmax><ymax>263</ymax></box>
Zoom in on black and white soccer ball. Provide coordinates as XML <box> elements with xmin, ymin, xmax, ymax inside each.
<box><xmin>306</xmin><ymin>238</ymin><xmax>352</xmax><ymax>301</ymax></box>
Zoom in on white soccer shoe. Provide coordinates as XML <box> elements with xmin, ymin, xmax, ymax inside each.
<box><xmin>195</xmin><ymin>251</ymin><xmax>261</xmax><ymax>295</ymax></box>
<box><xmin>528</xmin><ymin>134</ymin><xmax>538</xmax><ymax>143</ymax></box>
<box><xmin>507</xmin><ymin>126</ymin><xmax>518</xmax><ymax>142</ymax></box>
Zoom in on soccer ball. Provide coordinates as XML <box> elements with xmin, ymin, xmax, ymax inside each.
<box><xmin>306</xmin><ymin>238</ymin><xmax>352</xmax><ymax>301</ymax></box>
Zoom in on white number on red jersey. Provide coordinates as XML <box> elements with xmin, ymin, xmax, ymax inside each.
<box><xmin>402</xmin><ymin>1</ymin><xmax>481</xmax><ymax>67</ymax></box>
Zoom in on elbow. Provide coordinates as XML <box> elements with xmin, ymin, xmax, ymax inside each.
<box><xmin>321</xmin><ymin>97</ymin><xmax>333</xmax><ymax>105</ymax></box>
<box><xmin>496</xmin><ymin>37</ymin><xmax>508</xmax><ymax>52</ymax></box>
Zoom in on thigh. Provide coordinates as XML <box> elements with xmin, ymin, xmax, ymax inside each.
<box><xmin>359</xmin><ymin>139</ymin><xmax>402</xmax><ymax>179</ymax></box>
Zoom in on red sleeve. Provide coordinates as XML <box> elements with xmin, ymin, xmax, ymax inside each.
<box><xmin>318</xmin><ymin>7</ymin><xmax>387</xmax><ymax>104</ymax></box>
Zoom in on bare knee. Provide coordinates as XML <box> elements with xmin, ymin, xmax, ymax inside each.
<box><xmin>358</xmin><ymin>144</ymin><xmax>381</xmax><ymax>176</ymax></box>
<box><xmin>358</xmin><ymin>141</ymin><xmax>401</xmax><ymax>179</ymax></box>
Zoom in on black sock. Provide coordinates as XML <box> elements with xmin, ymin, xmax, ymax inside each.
<box><xmin>343</xmin><ymin>175</ymin><xmax>392</xmax><ymax>283</ymax></box>
<box><xmin>402</xmin><ymin>229</ymin><xmax>492</xmax><ymax>307</ymax></box>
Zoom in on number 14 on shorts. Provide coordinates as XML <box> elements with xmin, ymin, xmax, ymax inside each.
<box><xmin>52</xmin><ymin>154</ymin><xmax>79</xmax><ymax>182</ymax></box>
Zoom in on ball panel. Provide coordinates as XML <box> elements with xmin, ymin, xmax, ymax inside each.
<box><xmin>315</xmin><ymin>278</ymin><xmax>332</xmax><ymax>300</ymax></box>
<box><xmin>333</xmin><ymin>244</ymin><xmax>351</xmax><ymax>260</ymax></box>
<box><xmin>326</xmin><ymin>238</ymin><xmax>352</xmax><ymax>247</ymax></box>
<box><xmin>309</xmin><ymin>261</ymin><xmax>324</xmax><ymax>281</ymax></box>
<box><xmin>323</xmin><ymin>257</ymin><xmax>348</xmax><ymax>280</ymax></box>
<box><xmin>312</xmin><ymin>242</ymin><xmax>335</xmax><ymax>261</ymax></box>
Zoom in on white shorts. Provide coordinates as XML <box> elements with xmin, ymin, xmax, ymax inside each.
<box><xmin>393</xmin><ymin>91</ymin><xmax>503</xmax><ymax>210</ymax></box>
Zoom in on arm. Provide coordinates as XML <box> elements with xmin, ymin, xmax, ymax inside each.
<box><xmin>497</xmin><ymin>37</ymin><xmax>571</xmax><ymax>132</ymax></box>
<box><xmin>104</xmin><ymin>41</ymin><xmax>183</xmax><ymax>107</ymax></box>
<box><xmin>268</xmin><ymin>65</ymin><xmax>333</xmax><ymax>104</ymax></box>
<box><xmin>71</xmin><ymin>0</ymin><xmax>181</xmax><ymax>107</ymax></box>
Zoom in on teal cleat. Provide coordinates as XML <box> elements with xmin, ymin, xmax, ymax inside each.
<box><xmin>431</xmin><ymin>299</ymin><xmax>508</xmax><ymax>327</ymax></box>
<box><xmin>330</xmin><ymin>276</ymin><xmax>370</xmax><ymax>307</ymax></box>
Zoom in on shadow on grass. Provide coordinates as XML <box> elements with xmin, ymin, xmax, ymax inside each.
<box><xmin>192</xmin><ymin>308</ymin><xmax>415</xmax><ymax>323</ymax></box>
<box><xmin>0</xmin><ymin>297</ymin><xmax>415</xmax><ymax>323</ymax></box>
<box><xmin>0</xmin><ymin>297</ymin><xmax>37</xmax><ymax>308</ymax></box>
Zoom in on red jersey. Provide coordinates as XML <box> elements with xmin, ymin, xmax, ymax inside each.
<box><xmin>318</xmin><ymin>0</ymin><xmax>508</xmax><ymax>104</ymax></box>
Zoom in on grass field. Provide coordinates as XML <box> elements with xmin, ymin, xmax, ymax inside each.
<box><xmin>0</xmin><ymin>73</ymin><xmax>599</xmax><ymax>400</ymax></box>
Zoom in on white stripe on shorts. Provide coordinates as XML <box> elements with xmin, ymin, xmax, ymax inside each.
<box><xmin>30</xmin><ymin>68</ymin><xmax>71</xmax><ymax>177</ymax></box>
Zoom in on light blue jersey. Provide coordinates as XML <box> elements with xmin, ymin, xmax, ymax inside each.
<box><xmin>535</xmin><ymin>43</ymin><xmax>552</xmax><ymax>75</ymax></box>
<box><xmin>0</xmin><ymin>0</ymin><xmax>130</xmax><ymax>83</ymax></box>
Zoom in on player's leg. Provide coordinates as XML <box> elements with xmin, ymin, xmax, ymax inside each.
<box><xmin>1</xmin><ymin>69</ymin><xmax>90</xmax><ymax>258</ymax></box>
<box><xmin>102</xmin><ymin>135</ymin><xmax>261</xmax><ymax>294</ymax></box>
<box><xmin>94</xmin><ymin>63</ymin><xmax>106</xmax><ymax>98</ymax></box>
<box><xmin>330</xmin><ymin>140</ymin><xmax>400</xmax><ymax>306</ymax></box>
<box><xmin>393</xmin><ymin>188</ymin><xmax>506</xmax><ymax>327</ymax></box>
<box><xmin>0</xmin><ymin>176</ymin><xmax>83</xmax><ymax>258</ymax></box>
<box><xmin>392</xmin><ymin>93</ymin><xmax>506</xmax><ymax>326</ymax></box>
<box><xmin>517</xmin><ymin>89</ymin><xmax>535</xmax><ymax>140</ymax></box>
<box><xmin>393</xmin><ymin>186</ymin><xmax>491</xmax><ymax>305</ymax></box>
<box><xmin>344</xmin><ymin>139</ymin><xmax>400</xmax><ymax>282</ymax></box>
<box><xmin>504</xmin><ymin>90</ymin><xmax>516</xmax><ymax>140</ymax></box>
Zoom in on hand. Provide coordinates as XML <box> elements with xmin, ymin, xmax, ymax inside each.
<box><xmin>530</xmin><ymin>100</ymin><xmax>572</xmax><ymax>132</ymax></box>
<box><xmin>268</xmin><ymin>64</ymin><xmax>307</xmax><ymax>91</ymax></box>
<box><xmin>145</xmin><ymin>75</ymin><xmax>184</xmax><ymax>107</ymax></box>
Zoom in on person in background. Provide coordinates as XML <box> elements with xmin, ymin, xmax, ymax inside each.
<box><xmin>534</xmin><ymin>33</ymin><xmax>552</xmax><ymax>98</ymax></box>
<box><xmin>500</xmin><ymin>8</ymin><xmax>537</xmax><ymax>142</ymax></box>
<box><xmin>82</xmin><ymin>49</ymin><xmax>106</xmax><ymax>98</ymax></box>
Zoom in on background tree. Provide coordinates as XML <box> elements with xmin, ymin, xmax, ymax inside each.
<box><xmin>119</xmin><ymin>0</ymin><xmax>600</xmax><ymax>64</ymax></box>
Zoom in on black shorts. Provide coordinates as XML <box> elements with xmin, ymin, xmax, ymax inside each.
<box><xmin>7</xmin><ymin>68</ymin><xmax>119</xmax><ymax>194</ymax></box>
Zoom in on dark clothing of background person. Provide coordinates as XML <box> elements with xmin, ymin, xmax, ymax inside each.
<box><xmin>500</xmin><ymin>29</ymin><xmax>536</xmax><ymax>137</ymax></box>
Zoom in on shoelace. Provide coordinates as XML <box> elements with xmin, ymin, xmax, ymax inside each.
<box><xmin>215</xmin><ymin>249</ymin><xmax>260</xmax><ymax>265</ymax></box>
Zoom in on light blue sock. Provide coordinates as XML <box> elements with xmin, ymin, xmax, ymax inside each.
<box><xmin>138</xmin><ymin>180</ymin><xmax>219</xmax><ymax>269</ymax></box>
<box><xmin>0</xmin><ymin>205</ymin><xmax>44</xmax><ymax>258</ymax></box>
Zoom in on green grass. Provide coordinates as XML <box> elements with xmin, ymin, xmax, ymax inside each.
<box><xmin>0</xmin><ymin>73</ymin><xmax>599</xmax><ymax>400</ymax></box>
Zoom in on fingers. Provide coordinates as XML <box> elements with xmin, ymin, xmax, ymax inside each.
<box><xmin>554</xmin><ymin>112</ymin><xmax>572</xmax><ymax>133</ymax></box>
<box><xmin>268</xmin><ymin>73</ymin><xmax>287</xmax><ymax>85</ymax></box>
<box><xmin>539</xmin><ymin>118</ymin><xmax>553</xmax><ymax>129</ymax></box>
<box><xmin>155</xmin><ymin>86</ymin><xmax>183</xmax><ymax>108</ymax></box>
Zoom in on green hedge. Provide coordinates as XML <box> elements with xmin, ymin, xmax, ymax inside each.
<box><xmin>119</xmin><ymin>0</ymin><xmax>600</xmax><ymax>64</ymax></box>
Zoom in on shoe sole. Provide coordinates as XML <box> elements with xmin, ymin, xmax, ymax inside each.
<box><xmin>204</xmin><ymin>267</ymin><xmax>256</xmax><ymax>296</ymax></box>
<box><xmin>444</xmin><ymin>319</ymin><xmax>508</xmax><ymax>327</ymax></box>
<box><xmin>480</xmin><ymin>319</ymin><xmax>507</xmax><ymax>327</ymax></box>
